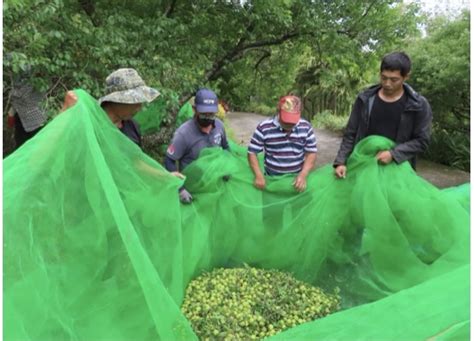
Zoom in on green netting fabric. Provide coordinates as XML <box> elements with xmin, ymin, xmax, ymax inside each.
<box><xmin>4</xmin><ymin>90</ymin><xmax>470</xmax><ymax>341</ymax></box>
<box><xmin>135</xmin><ymin>98</ymin><xmax>194</xmax><ymax>134</ymax></box>
<box><xmin>134</xmin><ymin>96</ymin><xmax>168</xmax><ymax>134</ymax></box>
<box><xmin>176</xmin><ymin>102</ymin><xmax>194</xmax><ymax>127</ymax></box>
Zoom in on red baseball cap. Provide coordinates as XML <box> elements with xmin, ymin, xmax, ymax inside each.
<box><xmin>279</xmin><ymin>95</ymin><xmax>301</xmax><ymax>124</ymax></box>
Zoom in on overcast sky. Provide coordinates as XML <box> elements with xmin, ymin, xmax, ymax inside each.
<box><xmin>405</xmin><ymin>0</ymin><xmax>470</xmax><ymax>17</ymax></box>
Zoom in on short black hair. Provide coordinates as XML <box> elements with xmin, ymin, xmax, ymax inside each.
<box><xmin>380</xmin><ymin>52</ymin><xmax>411</xmax><ymax>77</ymax></box>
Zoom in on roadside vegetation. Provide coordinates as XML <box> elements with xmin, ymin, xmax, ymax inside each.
<box><xmin>3</xmin><ymin>1</ymin><xmax>469</xmax><ymax>170</ymax></box>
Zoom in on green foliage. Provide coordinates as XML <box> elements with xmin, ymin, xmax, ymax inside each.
<box><xmin>3</xmin><ymin>0</ymin><xmax>200</xmax><ymax>114</ymax></box>
<box><xmin>407</xmin><ymin>11</ymin><xmax>470</xmax><ymax>170</ymax></box>
<box><xmin>223</xmin><ymin>118</ymin><xmax>237</xmax><ymax>143</ymax></box>
<box><xmin>311</xmin><ymin>110</ymin><xmax>348</xmax><ymax>134</ymax></box>
<box><xmin>295</xmin><ymin>1</ymin><xmax>421</xmax><ymax>120</ymax></box>
<box><xmin>216</xmin><ymin>41</ymin><xmax>307</xmax><ymax>112</ymax></box>
<box><xmin>4</xmin><ymin>0</ymin><xmax>423</xmax><ymax>115</ymax></box>
<box><xmin>5</xmin><ymin>1</ymin><xmax>469</xmax><ymax>170</ymax></box>
<box><xmin>7</xmin><ymin>0</ymin><xmax>451</xmax><ymax>165</ymax></box>
<box><xmin>244</xmin><ymin>102</ymin><xmax>276</xmax><ymax>117</ymax></box>
<box><xmin>423</xmin><ymin>126</ymin><xmax>470</xmax><ymax>171</ymax></box>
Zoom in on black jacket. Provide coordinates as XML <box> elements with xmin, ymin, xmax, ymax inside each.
<box><xmin>334</xmin><ymin>83</ymin><xmax>432</xmax><ymax>169</ymax></box>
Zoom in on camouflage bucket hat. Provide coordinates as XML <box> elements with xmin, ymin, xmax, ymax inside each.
<box><xmin>98</xmin><ymin>68</ymin><xmax>160</xmax><ymax>105</ymax></box>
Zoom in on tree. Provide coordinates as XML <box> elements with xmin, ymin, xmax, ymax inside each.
<box><xmin>4</xmin><ymin>0</ymin><xmax>422</xmax><ymax>154</ymax></box>
<box><xmin>294</xmin><ymin>1</ymin><xmax>421</xmax><ymax>119</ymax></box>
<box><xmin>407</xmin><ymin>11</ymin><xmax>470</xmax><ymax>170</ymax></box>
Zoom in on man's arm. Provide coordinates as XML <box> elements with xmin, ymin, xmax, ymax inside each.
<box><xmin>164</xmin><ymin>155</ymin><xmax>178</xmax><ymax>172</ymax></box>
<box><xmin>166</xmin><ymin>133</ymin><xmax>194</xmax><ymax>203</ymax></box>
<box><xmin>136</xmin><ymin>160</ymin><xmax>185</xmax><ymax>180</ymax></box>
<box><xmin>7</xmin><ymin>107</ymin><xmax>16</xmax><ymax>128</ymax></box>
<box><xmin>293</xmin><ymin>153</ymin><xmax>317</xmax><ymax>192</ymax></box>
<box><xmin>334</xmin><ymin>98</ymin><xmax>363</xmax><ymax>167</ymax></box>
<box><xmin>61</xmin><ymin>91</ymin><xmax>78</xmax><ymax>112</ymax></box>
<box><xmin>221</xmin><ymin>128</ymin><xmax>230</xmax><ymax>150</ymax></box>
<box><xmin>248</xmin><ymin>152</ymin><xmax>265</xmax><ymax>190</ymax></box>
<box><xmin>165</xmin><ymin>131</ymin><xmax>187</xmax><ymax>170</ymax></box>
<box><xmin>334</xmin><ymin>98</ymin><xmax>363</xmax><ymax>178</ymax></box>
<box><xmin>162</xmin><ymin>156</ymin><xmax>186</xmax><ymax>178</ymax></box>
<box><xmin>390</xmin><ymin>98</ymin><xmax>433</xmax><ymax>164</ymax></box>
<box><xmin>248</xmin><ymin>125</ymin><xmax>266</xmax><ymax>189</ymax></box>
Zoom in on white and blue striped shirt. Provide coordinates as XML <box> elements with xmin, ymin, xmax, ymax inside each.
<box><xmin>248</xmin><ymin>117</ymin><xmax>317</xmax><ymax>175</ymax></box>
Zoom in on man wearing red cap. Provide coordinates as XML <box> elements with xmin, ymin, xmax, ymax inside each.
<box><xmin>248</xmin><ymin>95</ymin><xmax>317</xmax><ymax>192</ymax></box>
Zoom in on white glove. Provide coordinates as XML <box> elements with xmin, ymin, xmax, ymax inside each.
<box><xmin>179</xmin><ymin>188</ymin><xmax>193</xmax><ymax>204</ymax></box>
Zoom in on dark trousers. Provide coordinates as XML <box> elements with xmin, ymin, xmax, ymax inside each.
<box><xmin>262</xmin><ymin>189</ymin><xmax>310</xmax><ymax>233</ymax></box>
<box><xmin>14</xmin><ymin>114</ymin><xmax>42</xmax><ymax>148</ymax></box>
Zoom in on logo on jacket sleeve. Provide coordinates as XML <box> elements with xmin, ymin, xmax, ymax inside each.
<box><xmin>213</xmin><ymin>133</ymin><xmax>222</xmax><ymax>145</ymax></box>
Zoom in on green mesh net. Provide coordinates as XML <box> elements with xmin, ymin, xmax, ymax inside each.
<box><xmin>134</xmin><ymin>96</ymin><xmax>168</xmax><ymax>134</ymax></box>
<box><xmin>4</xmin><ymin>90</ymin><xmax>470</xmax><ymax>341</ymax></box>
<box><xmin>176</xmin><ymin>102</ymin><xmax>194</xmax><ymax>127</ymax></box>
<box><xmin>135</xmin><ymin>98</ymin><xmax>194</xmax><ymax>134</ymax></box>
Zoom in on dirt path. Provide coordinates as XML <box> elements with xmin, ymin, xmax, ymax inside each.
<box><xmin>227</xmin><ymin>111</ymin><xmax>470</xmax><ymax>189</ymax></box>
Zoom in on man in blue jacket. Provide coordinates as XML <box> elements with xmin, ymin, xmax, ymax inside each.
<box><xmin>334</xmin><ymin>51</ymin><xmax>432</xmax><ymax>178</ymax></box>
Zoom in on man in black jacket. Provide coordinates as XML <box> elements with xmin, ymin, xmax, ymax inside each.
<box><xmin>334</xmin><ymin>51</ymin><xmax>432</xmax><ymax>178</ymax></box>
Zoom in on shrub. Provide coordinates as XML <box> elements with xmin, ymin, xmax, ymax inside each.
<box><xmin>423</xmin><ymin>126</ymin><xmax>470</xmax><ymax>171</ymax></box>
<box><xmin>311</xmin><ymin>110</ymin><xmax>348</xmax><ymax>133</ymax></box>
<box><xmin>244</xmin><ymin>103</ymin><xmax>276</xmax><ymax>117</ymax></box>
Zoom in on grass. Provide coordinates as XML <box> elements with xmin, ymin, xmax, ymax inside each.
<box><xmin>244</xmin><ymin>103</ymin><xmax>275</xmax><ymax>116</ymax></box>
<box><xmin>310</xmin><ymin>110</ymin><xmax>348</xmax><ymax>134</ymax></box>
<box><xmin>223</xmin><ymin>117</ymin><xmax>237</xmax><ymax>142</ymax></box>
<box><xmin>422</xmin><ymin>127</ymin><xmax>470</xmax><ymax>172</ymax></box>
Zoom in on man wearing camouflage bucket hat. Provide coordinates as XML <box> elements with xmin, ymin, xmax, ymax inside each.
<box><xmin>63</xmin><ymin>68</ymin><xmax>158</xmax><ymax>146</ymax></box>
<box><xmin>62</xmin><ymin>68</ymin><xmax>184</xmax><ymax>179</ymax></box>
<box><xmin>62</xmin><ymin>68</ymin><xmax>159</xmax><ymax>147</ymax></box>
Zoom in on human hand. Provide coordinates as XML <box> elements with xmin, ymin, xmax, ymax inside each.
<box><xmin>7</xmin><ymin>114</ymin><xmax>15</xmax><ymax>128</ymax></box>
<box><xmin>334</xmin><ymin>165</ymin><xmax>347</xmax><ymax>179</ymax></box>
<box><xmin>293</xmin><ymin>173</ymin><xmax>307</xmax><ymax>192</ymax></box>
<box><xmin>171</xmin><ymin>171</ymin><xmax>185</xmax><ymax>179</ymax></box>
<box><xmin>376</xmin><ymin>150</ymin><xmax>393</xmax><ymax>164</ymax></box>
<box><xmin>179</xmin><ymin>188</ymin><xmax>193</xmax><ymax>204</ymax></box>
<box><xmin>254</xmin><ymin>174</ymin><xmax>266</xmax><ymax>190</ymax></box>
<box><xmin>61</xmin><ymin>91</ymin><xmax>78</xmax><ymax>112</ymax></box>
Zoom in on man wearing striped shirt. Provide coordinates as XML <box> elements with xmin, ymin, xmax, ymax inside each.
<box><xmin>248</xmin><ymin>95</ymin><xmax>317</xmax><ymax>192</ymax></box>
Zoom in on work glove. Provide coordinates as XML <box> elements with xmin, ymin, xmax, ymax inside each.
<box><xmin>179</xmin><ymin>187</ymin><xmax>193</xmax><ymax>204</ymax></box>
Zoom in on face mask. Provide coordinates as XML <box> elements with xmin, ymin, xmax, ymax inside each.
<box><xmin>197</xmin><ymin>114</ymin><xmax>215</xmax><ymax>127</ymax></box>
<box><xmin>197</xmin><ymin>118</ymin><xmax>215</xmax><ymax>127</ymax></box>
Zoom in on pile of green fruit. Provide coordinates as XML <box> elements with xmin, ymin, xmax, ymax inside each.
<box><xmin>181</xmin><ymin>266</ymin><xmax>341</xmax><ymax>340</ymax></box>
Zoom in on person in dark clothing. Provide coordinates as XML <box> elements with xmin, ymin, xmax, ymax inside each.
<box><xmin>61</xmin><ymin>68</ymin><xmax>184</xmax><ymax>179</ymax></box>
<box><xmin>164</xmin><ymin>88</ymin><xmax>230</xmax><ymax>204</ymax></box>
<box><xmin>334</xmin><ymin>51</ymin><xmax>432</xmax><ymax>178</ymax></box>
<box><xmin>62</xmin><ymin>68</ymin><xmax>167</xmax><ymax>149</ymax></box>
<box><xmin>9</xmin><ymin>103</ymin><xmax>45</xmax><ymax>148</ymax></box>
<box><xmin>7</xmin><ymin>69</ymin><xmax>47</xmax><ymax>149</ymax></box>
<box><xmin>99</xmin><ymin>101</ymin><xmax>143</xmax><ymax>147</ymax></box>
<box><xmin>62</xmin><ymin>68</ymin><xmax>156</xmax><ymax>148</ymax></box>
